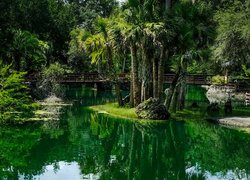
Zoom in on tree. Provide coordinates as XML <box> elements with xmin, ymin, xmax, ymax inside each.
<box><xmin>8</xmin><ymin>30</ymin><xmax>49</xmax><ymax>73</ymax></box>
<box><xmin>164</xmin><ymin>1</ymin><xmax>214</xmax><ymax>112</ymax></box>
<box><xmin>0</xmin><ymin>62</ymin><xmax>36</xmax><ymax>122</ymax></box>
<box><xmin>212</xmin><ymin>0</ymin><xmax>250</xmax><ymax>75</ymax></box>
<box><xmin>68</xmin><ymin>28</ymin><xmax>94</xmax><ymax>72</ymax></box>
<box><xmin>84</xmin><ymin>18</ymin><xmax>124</xmax><ymax>106</ymax></box>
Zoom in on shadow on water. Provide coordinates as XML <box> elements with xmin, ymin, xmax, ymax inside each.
<box><xmin>0</xmin><ymin>86</ymin><xmax>250</xmax><ymax>179</ymax></box>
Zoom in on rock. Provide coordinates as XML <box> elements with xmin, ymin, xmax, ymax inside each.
<box><xmin>135</xmin><ymin>98</ymin><xmax>170</xmax><ymax>120</ymax></box>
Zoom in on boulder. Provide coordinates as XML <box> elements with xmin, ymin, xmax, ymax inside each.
<box><xmin>135</xmin><ymin>98</ymin><xmax>170</xmax><ymax>120</ymax></box>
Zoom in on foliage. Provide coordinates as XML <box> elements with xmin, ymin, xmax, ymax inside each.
<box><xmin>42</xmin><ymin>62</ymin><xmax>70</xmax><ymax>80</ymax></box>
<box><xmin>212</xmin><ymin>0</ymin><xmax>250</xmax><ymax>74</ymax></box>
<box><xmin>0</xmin><ymin>62</ymin><xmax>36</xmax><ymax>122</ymax></box>
<box><xmin>242</xmin><ymin>65</ymin><xmax>250</xmax><ymax>77</ymax></box>
<box><xmin>68</xmin><ymin>28</ymin><xmax>93</xmax><ymax>72</ymax></box>
<box><xmin>211</xmin><ymin>75</ymin><xmax>225</xmax><ymax>85</ymax></box>
<box><xmin>35</xmin><ymin>63</ymin><xmax>71</xmax><ymax>99</ymax></box>
<box><xmin>0</xmin><ymin>0</ymin><xmax>118</xmax><ymax>69</ymax></box>
<box><xmin>8</xmin><ymin>30</ymin><xmax>49</xmax><ymax>72</ymax></box>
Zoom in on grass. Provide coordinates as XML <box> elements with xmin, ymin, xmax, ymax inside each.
<box><xmin>90</xmin><ymin>103</ymin><xmax>137</xmax><ymax>119</ymax></box>
<box><xmin>89</xmin><ymin>103</ymin><xmax>167</xmax><ymax>122</ymax></box>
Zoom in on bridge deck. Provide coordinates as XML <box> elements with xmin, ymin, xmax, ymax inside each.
<box><xmin>27</xmin><ymin>73</ymin><xmax>212</xmax><ymax>85</ymax></box>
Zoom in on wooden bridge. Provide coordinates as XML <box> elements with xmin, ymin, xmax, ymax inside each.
<box><xmin>31</xmin><ymin>73</ymin><xmax>212</xmax><ymax>85</ymax></box>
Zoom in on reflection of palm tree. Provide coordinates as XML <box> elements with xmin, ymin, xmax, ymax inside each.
<box><xmin>128</xmin><ymin>125</ymin><xmax>137</xmax><ymax>179</ymax></box>
<box><xmin>168</xmin><ymin>121</ymin><xmax>186</xmax><ymax>179</ymax></box>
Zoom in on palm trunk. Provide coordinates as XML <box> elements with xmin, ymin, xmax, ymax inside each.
<box><xmin>164</xmin><ymin>69</ymin><xmax>180</xmax><ymax>111</ymax></box>
<box><xmin>130</xmin><ymin>74</ymin><xmax>134</xmax><ymax>107</ymax></box>
<box><xmin>177</xmin><ymin>60</ymin><xmax>187</xmax><ymax>111</ymax></box>
<box><xmin>157</xmin><ymin>48</ymin><xmax>166</xmax><ymax>99</ymax></box>
<box><xmin>130</xmin><ymin>45</ymin><xmax>141</xmax><ymax>106</ymax></box>
<box><xmin>122</xmin><ymin>58</ymin><xmax>126</xmax><ymax>73</ymax></box>
<box><xmin>171</xmin><ymin>82</ymin><xmax>180</xmax><ymax>113</ymax></box>
<box><xmin>141</xmin><ymin>45</ymin><xmax>151</xmax><ymax>102</ymax></box>
<box><xmin>153</xmin><ymin>58</ymin><xmax>158</xmax><ymax>98</ymax></box>
<box><xmin>177</xmin><ymin>75</ymin><xmax>186</xmax><ymax>111</ymax></box>
<box><xmin>115</xmin><ymin>82</ymin><xmax>123</xmax><ymax>106</ymax></box>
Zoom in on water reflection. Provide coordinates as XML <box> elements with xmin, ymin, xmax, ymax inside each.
<box><xmin>0</xmin><ymin>87</ymin><xmax>250</xmax><ymax>179</ymax></box>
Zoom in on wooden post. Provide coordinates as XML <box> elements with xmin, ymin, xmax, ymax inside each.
<box><xmin>246</xmin><ymin>92</ymin><xmax>250</xmax><ymax>106</ymax></box>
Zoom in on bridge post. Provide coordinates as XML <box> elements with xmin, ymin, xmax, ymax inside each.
<box><xmin>246</xmin><ymin>92</ymin><xmax>250</xmax><ymax>106</ymax></box>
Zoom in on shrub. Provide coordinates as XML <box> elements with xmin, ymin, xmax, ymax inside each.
<box><xmin>211</xmin><ymin>75</ymin><xmax>225</xmax><ymax>85</ymax></box>
<box><xmin>0</xmin><ymin>62</ymin><xmax>36</xmax><ymax>122</ymax></box>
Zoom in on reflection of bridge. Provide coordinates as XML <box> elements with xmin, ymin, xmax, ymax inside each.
<box><xmin>41</xmin><ymin>73</ymin><xmax>213</xmax><ymax>85</ymax></box>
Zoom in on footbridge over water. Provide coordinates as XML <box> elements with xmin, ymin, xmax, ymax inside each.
<box><xmin>37</xmin><ymin>73</ymin><xmax>213</xmax><ymax>85</ymax></box>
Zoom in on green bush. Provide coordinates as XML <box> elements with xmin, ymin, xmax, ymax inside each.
<box><xmin>211</xmin><ymin>75</ymin><xmax>225</xmax><ymax>85</ymax></box>
<box><xmin>0</xmin><ymin>62</ymin><xmax>37</xmax><ymax>122</ymax></box>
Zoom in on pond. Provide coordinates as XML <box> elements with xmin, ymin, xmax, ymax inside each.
<box><xmin>0</xmin><ymin>85</ymin><xmax>250</xmax><ymax>180</ymax></box>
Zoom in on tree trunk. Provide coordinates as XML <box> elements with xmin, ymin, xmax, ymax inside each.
<box><xmin>177</xmin><ymin>75</ymin><xmax>186</xmax><ymax>111</ymax></box>
<box><xmin>164</xmin><ymin>69</ymin><xmax>180</xmax><ymax>111</ymax></box>
<box><xmin>157</xmin><ymin>48</ymin><xmax>167</xmax><ymax>99</ymax></box>
<box><xmin>141</xmin><ymin>45</ymin><xmax>151</xmax><ymax>102</ymax></box>
<box><xmin>122</xmin><ymin>58</ymin><xmax>126</xmax><ymax>73</ymax></box>
<box><xmin>176</xmin><ymin>59</ymin><xmax>187</xmax><ymax>111</ymax></box>
<box><xmin>130</xmin><ymin>45</ymin><xmax>141</xmax><ymax>106</ymax></box>
<box><xmin>153</xmin><ymin>58</ymin><xmax>158</xmax><ymax>98</ymax></box>
<box><xmin>130</xmin><ymin>74</ymin><xmax>134</xmax><ymax>107</ymax></box>
<box><xmin>171</xmin><ymin>82</ymin><xmax>180</xmax><ymax>113</ymax></box>
<box><xmin>115</xmin><ymin>82</ymin><xmax>123</xmax><ymax>106</ymax></box>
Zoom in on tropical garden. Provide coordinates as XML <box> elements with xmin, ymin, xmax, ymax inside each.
<box><xmin>0</xmin><ymin>0</ymin><xmax>250</xmax><ymax>179</ymax></box>
<box><xmin>1</xmin><ymin>0</ymin><xmax>249</xmax><ymax>121</ymax></box>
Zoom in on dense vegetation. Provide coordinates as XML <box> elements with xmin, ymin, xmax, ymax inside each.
<box><xmin>0</xmin><ymin>62</ymin><xmax>36</xmax><ymax>122</ymax></box>
<box><xmin>0</xmin><ymin>0</ymin><xmax>249</xmax><ymax>121</ymax></box>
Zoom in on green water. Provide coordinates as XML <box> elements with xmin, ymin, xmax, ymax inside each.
<box><xmin>0</xmin><ymin>86</ymin><xmax>250</xmax><ymax>180</ymax></box>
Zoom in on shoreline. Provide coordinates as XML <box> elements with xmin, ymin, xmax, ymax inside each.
<box><xmin>89</xmin><ymin>103</ymin><xmax>250</xmax><ymax>133</ymax></box>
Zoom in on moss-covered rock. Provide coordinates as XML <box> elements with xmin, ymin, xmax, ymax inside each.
<box><xmin>135</xmin><ymin>98</ymin><xmax>170</xmax><ymax>120</ymax></box>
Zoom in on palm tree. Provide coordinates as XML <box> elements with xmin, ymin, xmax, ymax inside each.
<box><xmin>10</xmin><ymin>30</ymin><xmax>49</xmax><ymax>72</ymax></box>
<box><xmin>84</xmin><ymin>18</ymin><xmax>123</xmax><ymax>106</ymax></box>
<box><xmin>164</xmin><ymin>1</ymin><xmax>214</xmax><ymax>112</ymax></box>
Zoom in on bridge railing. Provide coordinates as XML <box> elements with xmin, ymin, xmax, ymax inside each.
<box><xmin>60</xmin><ymin>73</ymin><xmax>106</xmax><ymax>82</ymax></box>
<box><xmin>27</xmin><ymin>73</ymin><xmax>213</xmax><ymax>84</ymax></box>
<box><xmin>163</xmin><ymin>74</ymin><xmax>212</xmax><ymax>85</ymax></box>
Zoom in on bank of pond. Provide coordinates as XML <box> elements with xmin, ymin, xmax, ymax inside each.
<box><xmin>0</xmin><ymin>85</ymin><xmax>250</xmax><ymax>179</ymax></box>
